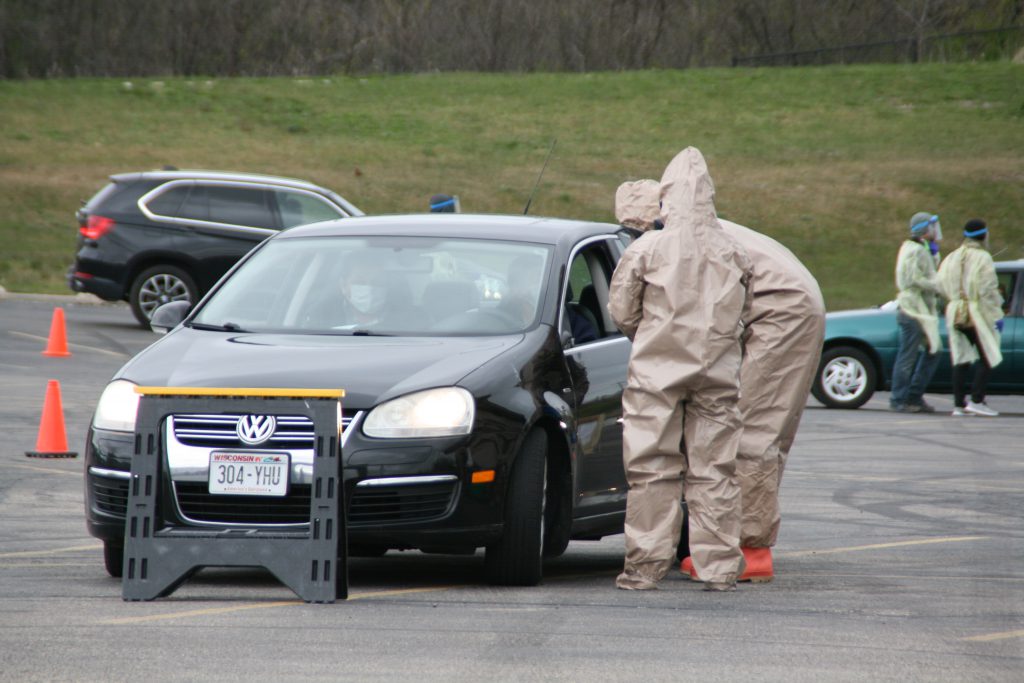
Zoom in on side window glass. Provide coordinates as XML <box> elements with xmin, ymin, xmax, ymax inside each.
<box><xmin>616</xmin><ymin>227</ymin><xmax>642</xmax><ymax>252</ymax></box>
<box><xmin>177</xmin><ymin>185</ymin><xmax>209</xmax><ymax>222</ymax></box>
<box><xmin>564</xmin><ymin>243</ymin><xmax>617</xmax><ymax>345</ymax></box>
<box><xmin>276</xmin><ymin>191</ymin><xmax>344</xmax><ymax>229</ymax></box>
<box><xmin>146</xmin><ymin>185</ymin><xmax>191</xmax><ymax>217</ymax></box>
<box><xmin>206</xmin><ymin>186</ymin><xmax>277</xmax><ymax>229</ymax></box>
<box><xmin>567</xmin><ymin>254</ymin><xmax>593</xmax><ymax>306</ymax></box>
<box><xmin>997</xmin><ymin>272</ymin><xmax>1016</xmax><ymax>316</ymax></box>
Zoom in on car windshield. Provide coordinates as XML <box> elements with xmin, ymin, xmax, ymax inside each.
<box><xmin>191</xmin><ymin>235</ymin><xmax>553</xmax><ymax>336</ymax></box>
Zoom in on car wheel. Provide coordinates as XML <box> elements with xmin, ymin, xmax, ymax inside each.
<box><xmin>484</xmin><ymin>429</ymin><xmax>547</xmax><ymax>586</ymax></box>
<box><xmin>542</xmin><ymin>453</ymin><xmax>572</xmax><ymax>559</ymax></box>
<box><xmin>129</xmin><ymin>265</ymin><xmax>197</xmax><ymax>327</ymax></box>
<box><xmin>104</xmin><ymin>540</ymin><xmax>124</xmax><ymax>578</ymax></box>
<box><xmin>812</xmin><ymin>346</ymin><xmax>877</xmax><ymax>409</ymax></box>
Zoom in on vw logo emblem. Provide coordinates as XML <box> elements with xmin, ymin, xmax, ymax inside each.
<box><xmin>236</xmin><ymin>415</ymin><xmax>277</xmax><ymax>446</ymax></box>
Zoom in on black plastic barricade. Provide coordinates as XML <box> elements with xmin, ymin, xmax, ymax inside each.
<box><xmin>122</xmin><ymin>387</ymin><xmax>347</xmax><ymax>603</ymax></box>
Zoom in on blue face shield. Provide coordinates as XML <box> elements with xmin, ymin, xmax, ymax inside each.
<box><xmin>911</xmin><ymin>215</ymin><xmax>940</xmax><ymax>239</ymax></box>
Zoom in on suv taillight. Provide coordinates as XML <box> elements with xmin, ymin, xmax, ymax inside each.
<box><xmin>80</xmin><ymin>215</ymin><xmax>114</xmax><ymax>240</ymax></box>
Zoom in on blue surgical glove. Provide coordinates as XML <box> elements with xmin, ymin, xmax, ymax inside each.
<box><xmin>995</xmin><ymin>319</ymin><xmax>1004</xmax><ymax>333</ymax></box>
<box><xmin>928</xmin><ymin>241</ymin><xmax>940</xmax><ymax>256</ymax></box>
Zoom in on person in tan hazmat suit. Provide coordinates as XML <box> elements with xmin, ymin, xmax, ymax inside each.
<box><xmin>609</xmin><ymin>148</ymin><xmax>753</xmax><ymax>591</ymax></box>
<box><xmin>614</xmin><ymin>174</ymin><xmax>825</xmax><ymax>584</ymax></box>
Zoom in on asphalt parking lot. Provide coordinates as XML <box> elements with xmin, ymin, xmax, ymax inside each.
<box><xmin>1</xmin><ymin>295</ymin><xmax>1022</xmax><ymax>682</ymax></box>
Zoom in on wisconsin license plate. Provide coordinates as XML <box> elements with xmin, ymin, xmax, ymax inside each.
<box><xmin>209</xmin><ymin>452</ymin><xmax>289</xmax><ymax>496</ymax></box>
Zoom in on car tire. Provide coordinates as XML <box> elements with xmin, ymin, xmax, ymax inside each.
<box><xmin>129</xmin><ymin>265</ymin><xmax>197</xmax><ymax>327</ymax></box>
<box><xmin>484</xmin><ymin>429</ymin><xmax>547</xmax><ymax>586</ymax></box>
<box><xmin>542</xmin><ymin>470</ymin><xmax>572</xmax><ymax>559</ymax></box>
<box><xmin>812</xmin><ymin>346</ymin><xmax>877</xmax><ymax>409</ymax></box>
<box><xmin>104</xmin><ymin>540</ymin><xmax>124</xmax><ymax>578</ymax></box>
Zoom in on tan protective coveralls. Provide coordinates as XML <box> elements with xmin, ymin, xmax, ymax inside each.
<box><xmin>609</xmin><ymin>148</ymin><xmax>752</xmax><ymax>589</ymax></box>
<box><xmin>614</xmin><ymin>180</ymin><xmax>826</xmax><ymax>551</ymax></box>
<box><xmin>937</xmin><ymin>241</ymin><xmax>1003</xmax><ymax>367</ymax></box>
<box><xmin>718</xmin><ymin>219</ymin><xmax>825</xmax><ymax>548</ymax></box>
<box><xmin>895</xmin><ymin>239</ymin><xmax>942</xmax><ymax>354</ymax></box>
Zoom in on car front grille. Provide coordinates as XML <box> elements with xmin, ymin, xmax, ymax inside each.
<box><xmin>348</xmin><ymin>481</ymin><xmax>458</xmax><ymax>525</ymax></box>
<box><xmin>172</xmin><ymin>479</ymin><xmax>458</xmax><ymax>526</ymax></box>
<box><xmin>174</xmin><ymin>482</ymin><xmax>313</xmax><ymax>524</ymax></box>
<box><xmin>91</xmin><ymin>476</ymin><xmax>129</xmax><ymax>517</ymax></box>
<box><xmin>172</xmin><ymin>413</ymin><xmax>356</xmax><ymax>449</ymax></box>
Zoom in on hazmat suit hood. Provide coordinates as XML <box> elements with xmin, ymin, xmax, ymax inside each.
<box><xmin>659</xmin><ymin>148</ymin><xmax>720</xmax><ymax>232</ymax></box>
<box><xmin>615</xmin><ymin>179</ymin><xmax>660</xmax><ymax>231</ymax></box>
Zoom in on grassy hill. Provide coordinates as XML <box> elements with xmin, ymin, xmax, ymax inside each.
<box><xmin>1</xmin><ymin>63</ymin><xmax>1021</xmax><ymax>310</ymax></box>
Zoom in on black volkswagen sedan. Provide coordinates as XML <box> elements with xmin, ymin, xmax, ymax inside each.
<box><xmin>85</xmin><ymin>214</ymin><xmax>634</xmax><ymax>585</ymax></box>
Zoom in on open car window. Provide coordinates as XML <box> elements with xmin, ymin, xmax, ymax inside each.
<box><xmin>562</xmin><ymin>239</ymin><xmax>620</xmax><ymax>345</ymax></box>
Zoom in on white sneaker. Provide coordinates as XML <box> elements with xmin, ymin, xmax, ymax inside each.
<box><xmin>965</xmin><ymin>400</ymin><xmax>999</xmax><ymax>417</ymax></box>
<box><xmin>951</xmin><ymin>407</ymin><xmax>969</xmax><ymax>416</ymax></box>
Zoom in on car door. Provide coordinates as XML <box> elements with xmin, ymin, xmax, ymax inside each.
<box><xmin>561</xmin><ymin>236</ymin><xmax>630</xmax><ymax>518</ymax></box>
<box><xmin>990</xmin><ymin>266</ymin><xmax>1021</xmax><ymax>388</ymax></box>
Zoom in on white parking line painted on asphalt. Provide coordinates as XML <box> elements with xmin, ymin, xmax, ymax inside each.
<box><xmin>99</xmin><ymin>585</ymin><xmax>467</xmax><ymax>625</ymax></box>
<box><xmin>780</xmin><ymin>536</ymin><xmax>988</xmax><ymax>558</ymax></box>
<box><xmin>963</xmin><ymin>628</ymin><xmax>1024</xmax><ymax>642</ymax></box>
<box><xmin>101</xmin><ymin>601</ymin><xmax>302</xmax><ymax>625</ymax></box>
<box><xmin>785</xmin><ymin>471</ymin><xmax>900</xmax><ymax>482</ymax></box>
<box><xmin>0</xmin><ymin>543</ymin><xmax>101</xmax><ymax>558</ymax></box>
<box><xmin>0</xmin><ymin>562</ymin><xmax>94</xmax><ymax>568</ymax></box>
<box><xmin>9</xmin><ymin>330</ymin><xmax>129</xmax><ymax>357</ymax></box>
<box><xmin>787</xmin><ymin>572</ymin><xmax>1024</xmax><ymax>583</ymax></box>
<box><xmin>6</xmin><ymin>462</ymin><xmax>82</xmax><ymax>477</ymax></box>
<box><xmin>785</xmin><ymin>470</ymin><xmax>1022</xmax><ymax>491</ymax></box>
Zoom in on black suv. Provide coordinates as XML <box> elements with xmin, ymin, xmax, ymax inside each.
<box><xmin>68</xmin><ymin>170</ymin><xmax>363</xmax><ymax>325</ymax></box>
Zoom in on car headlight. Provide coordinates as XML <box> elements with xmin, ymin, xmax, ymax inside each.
<box><xmin>363</xmin><ymin>387</ymin><xmax>475</xmax><ymax>438</ymax></box>
<box><xmin>92</xmin><ymin>380</ymin><xmax>141</xmax><ymax>433</ymax></box>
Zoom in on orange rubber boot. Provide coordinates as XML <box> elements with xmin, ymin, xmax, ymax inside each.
<box><xmin>739</xmin><ymin>547</ymin><xmax>773</xmax><ymax>583</ymax></box>
<box><xmin>679</xmin><ymin>556</ymin><xmax>699</xmax><ymax>581</ymax></box>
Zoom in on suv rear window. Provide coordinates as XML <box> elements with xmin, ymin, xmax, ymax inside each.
<box><xmin>83</xmin><ymin>182</ymin><xmax>120</xmax><ymax>211</ymax></box>
<box><xmin>145</xmin><ymin>185</ymin><xmax>190</xmax><ymax>217</ymax></box>
<box><xmin>85</xmin><ymin>180</ymin><xmax>156</xmax><ymax>214</ymax></box>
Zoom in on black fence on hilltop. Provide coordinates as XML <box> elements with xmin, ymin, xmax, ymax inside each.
<box><xmin>732</xmin><ymin>26</ymin><xmax>1024</xmax><ymax>67</ymax></box>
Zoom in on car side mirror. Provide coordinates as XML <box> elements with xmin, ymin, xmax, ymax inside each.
<box><xmin>150</xmin><ymin>300</ymin><xmax>190</xmax><ymax>335</ymax></box>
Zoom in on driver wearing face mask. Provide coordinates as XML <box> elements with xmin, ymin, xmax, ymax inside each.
<box><xmin>339</xmin><ymin>258</ymin><xmax>390</xmax><ymax>327</ymax></box>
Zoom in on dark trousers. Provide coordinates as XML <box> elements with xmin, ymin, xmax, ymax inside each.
<box><xmin>952</xmin><ymin>326</ymin><xmax>992</xmax><ymax>407</ymax></box>
<box><xmin>890</xmin><ymin>311</ymin><xmax>940</xmax><ymax>407</ymax></box>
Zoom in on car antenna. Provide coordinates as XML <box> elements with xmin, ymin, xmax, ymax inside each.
<box><xmin>523</xmin><ymin>138</ymin><xmax>557</xmax><ymax>215</ymax></box>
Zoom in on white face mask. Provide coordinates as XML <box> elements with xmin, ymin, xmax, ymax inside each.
<box><xmin>348</xmin><ymin>284</ymin><xmax>386</xmax><ymax>314</ymax></box>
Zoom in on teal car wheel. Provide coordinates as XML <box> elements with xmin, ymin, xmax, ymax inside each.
<box><xmin>813</xmin><ymin>346</ymin><xmax>876</xmax><ymax>409</ymax></box>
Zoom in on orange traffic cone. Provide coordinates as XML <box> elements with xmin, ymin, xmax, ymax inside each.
<box><xmin>42</xmin><ymin>307</ymin><xmax>71</xmax><ymax>357</ymax></box>
<box><xmin>26</xmin><ymin>380</ymin><xmax>77</xmax><ymax>458</ymax></box>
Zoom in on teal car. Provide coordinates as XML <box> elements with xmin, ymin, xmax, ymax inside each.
<box><xmin>812</xmin><ymin>260</ymin><xmax>1023</xmax><ymax>408</ymax></box>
